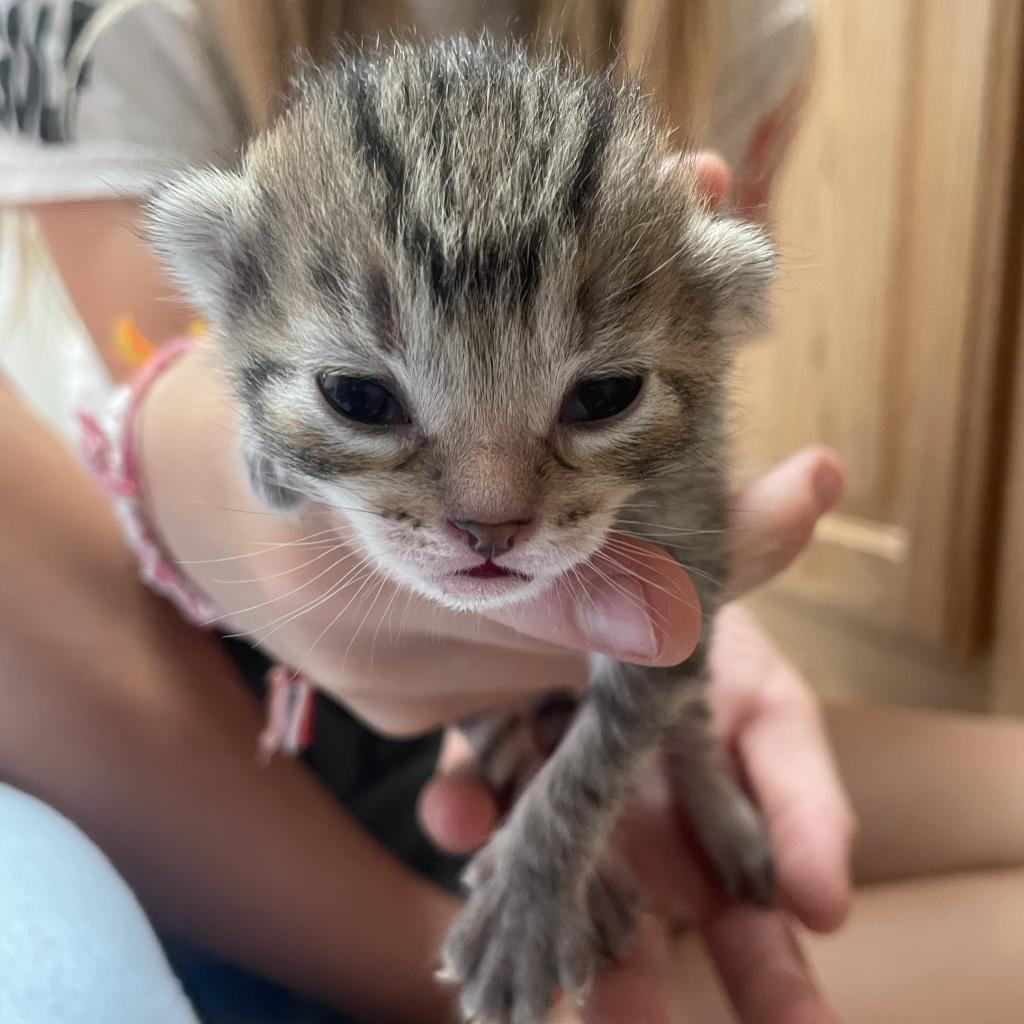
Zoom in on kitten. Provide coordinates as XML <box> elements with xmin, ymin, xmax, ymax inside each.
<box><xmin>147</xmin><ymin>37</ymin><xmax>776</xmax><ymax>1024</ymax></box>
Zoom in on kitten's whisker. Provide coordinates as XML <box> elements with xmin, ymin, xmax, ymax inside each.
<box><xmin>219</xmin><ymin>579</ymin><xmax>345</xmax><ymax>643</ymax></box>
<box><xmin>238</xmin><ymin>556</ymin><xmax>375</xmax><ymax>647</ymax></box>
<box><xmin>185</xmin><ymin>499</ymin><xmax>388</xmax><ymax>521</ymax></box>
<box><xmin>555</xmin><ymin>571</ymin><xmax>570</xmax><ymax>632</ymax></box>
<box><xmin>212</xmin><ymin>543</ymin><xmax>348</xmax><ymax>585</ymax></box>
<box><xmin>612</xmin><ymin>518</ymin><xmax>737</xmax><ymax>537</ymax></box>
<box><xmin>606</xmin><ymin>235</ymin><xmax>689</xmax><ymax>299</ymax></box>
<box><xmin>184</xmin><ymin>501</ymin><xmax>336</xmax><ymax>518</ymax></box>
<box><xmin>221</xmin><ymin>555</ymin><xmax>371</xmax><ymax>641</ymax></box>
<box><xmin>598</xmin><ymin>544</ymin><xmax>716</xmax><ymax>606</ymax></box>
<box><xmin>565</xmin><ymin>563</ymin><xmax>603</xmax><ymax>629</ymax></box>
<box><xmin>583</xmin><ymin>559</ymin><xmax>672</xmax><ymax>633</ymax></box>
<box><xmin>178</xmin><ymin>525</ymin><xmax>348</xmax><ymax>566</ymax></box>
<box><xmin>201</xmin><ymin>547</ymin><xmax>364</xmax><ymax>626</ymax></box>
<box><xmin>370</xmin><ymin>580</ymin><xmax>403</xmax><ymax>666</ymax></box>
<box><xmin>612</xmin><ymin>529</ymin><xmax>735</xmax><ymax>546</ymax></box>
<box><xmin>388</xmin><ymin>585</ymin><xmax>407</xmax><ymax>647</ymax></box>
<box><xmin>603</xmin><ymin>212</ymin><xmax>663</xmax><ymax>275</ymax></box>
<box><xmin>594</xmin><ymin>555</ymin><xmax>704</xmax><ymax>619</ymax></box>
<box><xmin>594</xmin><ymin>544</ymin><xmax>710</xmax><ymax>604</ymax></box>
<box><xmin>396</xmin><ymin>587</ymin><xmax>416</xmax><ymax>644</ymax></box>
<box><xmin>362</xmin><ymin>577</ymin><xmax>397</xmax><ymax>671</ymax></box>
<box><xmin>306</xmin><ymin>566</ymin><xmax>384</xmax><ymax>673</ymax></box>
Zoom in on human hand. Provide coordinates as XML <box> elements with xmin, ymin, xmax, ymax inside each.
<box><xmin>417</xmin><ymin>444</ymin><xmax>852</xmax><ymax>1024</ymax></box>
<box><xmin>142</xmin><ymin>349</ymin><xmax>704</xmax><ymax>733</ymax></box>
<box><xmin>588</xmin><ymin>602</ymin><xmax>852</xmax><ymax>1024</ymax></box>
<box><xmin>138</xmin><ymin>151</ymin><xmax>779</xmax><ymax>737</ymax></box>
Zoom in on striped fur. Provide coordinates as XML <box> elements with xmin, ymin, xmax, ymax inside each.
<box><xmin>147</xmin><ymin>37</ymin><xmax>778</xmax><ymax>1024</ymax></box>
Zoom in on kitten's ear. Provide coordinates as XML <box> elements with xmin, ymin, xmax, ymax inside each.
<box><xmin>144</xmin><ymin>168</ymin><xmax>253</xmax><ymax>319</ymax></box>
<box><xmin>659</xmin><ymin>152</ymin><xmax>775</xmax><ymax>335</ymax></box>
<box><xmin>680</xmin><ymin>211</ymin><xmax>778</xmax><ymax>338</ymax></box>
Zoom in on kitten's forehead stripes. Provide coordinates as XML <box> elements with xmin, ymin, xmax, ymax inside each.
<box><xmin>309</xmin><ymin>238</ymin><xmax>352</xmax><ymax>312</ymax></box>
<box><xmin>427</xmin><ymin>66</ymin><xmax>456</xmax><ymax>215</ymax></box>
<box><xmin>403</xmin><ymin>217</ymin><xmax>548</xmax><ymax>318</ymax></box>
<box><xmin>563</xmin><ymin>80</ymin><xmax>616</xmax><ymax>233</ymax></box>
<box><xmin>366</xmin><ymin>268</ymin><xmax>401</xmax><ymax>353</ymax></box>
<box><xmin>339</xmin><ymin>42</ymin><xmax>621</xmax><ymax>323</ymax></box>
<box><xmin>349</xmin><ymin>66</ymin><xmax>407</xmax><ymax>235</ymax></box>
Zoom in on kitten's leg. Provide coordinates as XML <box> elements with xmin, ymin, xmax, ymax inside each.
<box><xmin>653</xmin><ymin>485</ymin><xmax>775</xmax><ymax>903</ymax></box>
<box><xmin>444</xmin><ymin>505</ymin><xmax>772</xmax><ymax>1022</ymax></box>
<box><xmin>663</xmin><ymin>656</ymin><xmax>775</xmax><ymax>903</ymax></box>
<box><xmin>441</xmin><ymin>657</ymin><xmax>690</xmax><ymax>1024</ymax></box>
<box><xmin>457</xmin><ymin>694</ymin><xmax>640</xmax><ymax>965</ymax></box>
<box><xmin>443</xmin><ymin>649</ymin><xmax>775</xmax><ymax>1024</ymax></box>
<box><xmin>457</xmin><ymin>692</ymin><xmax>581</xmax><ymax>812</ymax></box>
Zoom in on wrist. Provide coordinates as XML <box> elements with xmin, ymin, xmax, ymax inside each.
<box><xmin>136</xmin><ymin>345</ymin><xmax>259</xmax><ymax>580</ymax></box>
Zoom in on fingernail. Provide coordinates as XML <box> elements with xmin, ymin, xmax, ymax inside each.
<box><xmin>574</xmin><ymin>574</ymin><xmax>658</xmax><ymax>660</ymax></box>
<box><xmin>813</xmin><ymin>462</ymin><xmax>843</xmax><ymax>514</ymax></box>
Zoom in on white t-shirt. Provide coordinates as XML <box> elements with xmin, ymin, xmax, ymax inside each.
<box><xmin>0</xmin><ymin>0</ymin><xmax>812</xmax><ymax>437</ymax></box>
<box><xmin>0</xmin><ymin>0</ymin><xmax>243</xmax><ymax>200</ymax></box>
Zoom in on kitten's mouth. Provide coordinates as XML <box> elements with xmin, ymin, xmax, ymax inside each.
<box><xmin>434</xmin><ymin>559</ymin><xmax>536</xmax><ymax>606</ymax></box>
<box><xmin>457</xmin><ymin>560</ymin><xmax>530</xmax><ymax>580</ymax></box>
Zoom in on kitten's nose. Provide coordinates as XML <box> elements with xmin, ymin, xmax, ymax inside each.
<box><xmin>449</xmin><ymin>518</ymin><xmax>532</xmax><ymax>559</ymax></box>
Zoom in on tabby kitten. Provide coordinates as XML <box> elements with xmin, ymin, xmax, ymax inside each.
<box><xmin>148</xmin><ymin>37</ymin><xmax>776</xmax><ymax>1024</ymax></box>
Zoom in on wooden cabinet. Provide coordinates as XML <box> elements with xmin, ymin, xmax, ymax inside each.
<box><xmin>734</xmin><ymin>0</ymin><xmax>1024</xmax><ymax>710</ymax></box>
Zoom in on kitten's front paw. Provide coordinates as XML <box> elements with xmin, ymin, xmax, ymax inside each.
<box><xmin>440</xmin><ymin>841</ymin><xmax>637</xmax><ymax>1024</ymax></box>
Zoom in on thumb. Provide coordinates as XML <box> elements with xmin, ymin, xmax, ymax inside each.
<box><xmin>482</xmin><ymin>533</ymin><xmax>701</xmax><ymax>667</ymax></box>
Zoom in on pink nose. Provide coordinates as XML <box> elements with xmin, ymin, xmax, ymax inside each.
<box><xmin>448</xmin><ymin>518</ymin><xmax>532</xmax><ymax>558</ymax></box>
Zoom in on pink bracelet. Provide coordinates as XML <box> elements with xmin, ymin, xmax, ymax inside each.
<box><xmin>77</xmin><ymin>337</ymin><xmax>316</xmax><ymax>757</ymax></box>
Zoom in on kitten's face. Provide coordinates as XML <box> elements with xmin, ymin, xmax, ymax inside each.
<box><xmin>238</xmin><ymin>301</ymin><xmax>688</xmax><ymax>610</ymax></box>
<box><xmin>148</xmin><ymin>41</ymin><xmax>774</xmax><ymax>610</ymax></box>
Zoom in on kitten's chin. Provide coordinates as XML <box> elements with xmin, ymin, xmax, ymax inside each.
<box><xmin>429</xmin><ymin>571</ymin><xmax>551</xmax><ymax>611</ymax></box>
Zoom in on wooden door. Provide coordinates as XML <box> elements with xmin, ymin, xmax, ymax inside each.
<box><xmin>734</xmin><ymin>0</ymin><xmax>1024</xmax><ymax>707</ymax></box>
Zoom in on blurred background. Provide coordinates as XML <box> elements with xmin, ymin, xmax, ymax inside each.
<box><xmin>733</xmin><ymin>0</ymin><xmax>1024</xmax><ymax>715</ymax></box>
<box><xmin>2</xmin><ymin>4</ymin><xmax>1024</xmax><ymax>1022</ymax></box>
<box><xmin>3</xmin><ymin>0</ymin><xmax>1023</xmax><ymax>715</ymax></box>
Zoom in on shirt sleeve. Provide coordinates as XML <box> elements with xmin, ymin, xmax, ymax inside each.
<box><xmin>710</xmin><ymin>0</ymin><xmax>815</xmax><ymax>211</ymax></box>
<box><xmin>0</xmin><ymin>0</ymin><xmax>244</xmax><ymax>204</ymax></box>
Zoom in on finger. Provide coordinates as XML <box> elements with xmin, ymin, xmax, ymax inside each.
<box><xmin>612</xmin><ymin>762</ymin><xmax>715</xmax><ymax>921</ymax></box>
<box><xmin>418</xmin><ymin>772</ymin><xmax>497</xmax><ymax>855</ymax></box>
<box><xmin>582</xmin><ymin>914</ymin><xmax>672</xmax><ymax>1024</ymax></box>
<box><xmin>486</xmin><ymin>533</ymin><xmax>701</xmax><ymax>667</ymax></box>
<box><xmin>690</xmin><ymin>150</ymin><xmax>731</xmax><ymax>208</ymax></box>
<box><xmin>718</xmin><ymin>607</ymin><xmax>854</xmax><ymax>932</ymax></box>
<box><xmin>703</xmin><ymin>906</ymin><xmax>840</xmax><ymax>1024</ymax></box>
<box><xmin>728</xmin><ymin>446</ymin><xmax>844</xmax><ymax>599</ymax></box>
<box><xmin>665</xmin><ymin>150</ymin><xmax>732</xmax><ymax>209</ymax></box>
<box><xmin>434</xmin><ymin>722</ymin><xmax>477</xmax><ymax>775</ymax></box>
<box><xmin>741</xmin><ymin>690</ymin><xmax>854</xmax><ymax>931</ymax></box>
<box><xmin>417</xmin><ymin>727</ymin><xmax>498</xmax><ymax>855</ymax></box>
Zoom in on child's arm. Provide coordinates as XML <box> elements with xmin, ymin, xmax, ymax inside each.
<box><xmin>24</xmin><ymin>195</ymin><xmax>695</xmax><ymax>1020</ymax></box>
<box><xmin>0</xmin><ymin>373</ymin><xmax>458</xmax><ymax>1023</ymax></box>
<box><xmin>138</xmin><ymin>342</ymin><xmax>700</xmax><ymax>734</ymax></box>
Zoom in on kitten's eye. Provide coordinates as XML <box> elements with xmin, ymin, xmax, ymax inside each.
<box><xmin>560</xmin><ymin>375</ymin><xmax>644</xmax><ymax>425</ymax></box>
<box><xmin>317</xmin><ymin>373</ymin><xmax>409</xmax><ymax>426</ymax></box>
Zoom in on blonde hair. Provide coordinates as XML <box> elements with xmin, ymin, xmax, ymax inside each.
<box><xmin>198</xmin><ymin>0</ymin><xmax>727</xmax><ymax>138</ymax></box>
